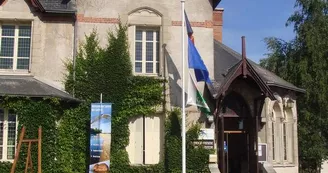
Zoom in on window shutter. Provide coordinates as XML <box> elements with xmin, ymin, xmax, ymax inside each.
<box><xmin>145</xmin><ymin>115</ymin><xmax>161</xmax><ymax>164</ymax></box>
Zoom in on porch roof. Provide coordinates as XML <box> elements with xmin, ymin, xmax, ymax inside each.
<box><xmin>208</xmin><ymin>40</ymin><xmax>305</xmax><ymax>97</ymax></box>
<box><xmin>31</xmin><ymin>0</ymin><xmax>76</xmax><ymax>13</ymax></box>
<box><xmin>0</xmin><ymin>75</ymin><xmax>79</xmax><ymax>102</ymax></box>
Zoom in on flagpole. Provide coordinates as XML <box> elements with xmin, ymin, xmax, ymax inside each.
<box><xmin>181</xmin><ymin>0</ymin><xmax>186</xmax><ymax>173</ymax></box>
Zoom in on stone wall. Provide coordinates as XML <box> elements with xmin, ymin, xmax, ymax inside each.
<box><xmin>0</xmin><ymin>0</ymin><xmax>74</xmax><ymax>89</ymax></box>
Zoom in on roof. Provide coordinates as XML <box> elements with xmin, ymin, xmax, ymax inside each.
<box><xmin>211</xmin><ymin>40</ymin><xmax>305</xmax><ymax>96</ymax></box>
<box><xmin>213</xmin><ymin>0</ymin><xmax>222</xmax><ymax>9</ymax></box>
<box><xmin>31</xmin><ymin>0</ymin><xmax>76</xmax><ymax>13</ymax></box>
<box><xmin>0</xmin><ymin>75</ymin><xmax>79</xmax><ymax>102</ymax></box>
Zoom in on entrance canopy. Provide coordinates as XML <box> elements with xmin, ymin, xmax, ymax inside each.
<box><xmin>0</xmin><ymin>75</ymin><xmax>79</xmax><ymax>102</ymax></box>
<box><xmin>207</xmin><ymin>39</ymin><xmax>305</xmax><ymax>100</ymax></box>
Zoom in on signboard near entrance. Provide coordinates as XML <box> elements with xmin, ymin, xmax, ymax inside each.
<box><xmin>193</xmin><ymin>128</ymin><xmax>215</xmax><ymax>149</ymax></box>
<box><xmin>199</xmin><ymin>128</ymin><xmax>214</xmax><ymax>140</ymax></box>
<box><xmin>258</xmin><ymin>143</ymin><xmax>267</xmax><ymax>162</ymax></box>
<box><xmin>193</xmin><ymin>140</ymin><xmax>215</xmax><ymax>149</ymax></box>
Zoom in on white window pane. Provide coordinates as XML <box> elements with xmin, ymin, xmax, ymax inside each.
<box><xmin>135</xmin><ymin>62</ymin><xmax>142</xmax><ymax>73</ymax></box>
<box><xmin>135</xmin><ymin>42</ymin><xmax>142</xmax><ymax>61</ymax></box>
<box><xmin>146</xmin><ymin>62</ymin><xmax>153</xmax><ymax>73</ymax></box>
<box><xmin>156</xmin><ymin>42</ymin><xmax>159</xmax><ymax>61</ymax></box>
<box><xmin>283</xmin><ymin>123</ymin><xmax>287</xmax><ymax>160</ymax></box>
<box><xmin>146</xmin><ymin>31</ymin><xmax>153</xmax><ymax>41</ymax></box>
<box><xmin>7</xmin><ymin>111</ymin><xmax>16</xmax><ymax>160</ymax></box>
<box><xmin>146</xmin><ymin>42</ymin><xmax>153</xmax><ymax>61</ymax></box>
<box><xmin>136</xmin><ymin>30</ymin><xmax>142</xmax><ymax>41</ymax></box>
<box><xmin>0</xmin><ymin>38</ymin><xmax>15</xmax><ymax>57</ymax></box>
<box><xmin>17</xmin><ymin>59</ymin><xmax>30</xmax><ymax>70</ymax></box>
<box><xmin>156</xmin><ymin>31</ymin><xmax>159</xmax><ymax>41</ymax></box>
<box><xmin>156</xmin><ymin>62</ymin><xmax>159</xmax><ymax>74</ymax></box>
<box><xmin>19</xmin><ymin>26</ymin><xmax>31</xmax><ymax>37</ymax></box>
<box><xmin>1</xmin><ymin>25</ymin><xmax>15</xmax><ymax>36</ymax></box>
<box><xmin>18</xmin><ymin>38</ymin><xmax>31</xmax><ymax>57</ymax></box>
<box><xmin>0</xmin><ymin>58</ymin><xmax>13</xmax><ymax>69</ymax></box>
<box><xmin>7</xmin><ymin>147</ymin><xmax>15</xmax><ymax>159</ymax></box>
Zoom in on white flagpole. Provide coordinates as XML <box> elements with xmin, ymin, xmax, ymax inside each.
<box><xmin>181</xmin><ymin>0</ymin><xmax>186</xmax><ymax>173</ymax></box>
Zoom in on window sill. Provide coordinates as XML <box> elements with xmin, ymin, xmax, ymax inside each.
<box><xmin>129</xmin><ymin>163</ymin><xmax>159</xmax><ymax>166</ymax></box>
<box><xmin>134</xmin><ymin>73</ymin><xmax>164</xmax><ymax>79</ymax></box>
<box><xmin>272</xmin><ymin>162</ymin><xmax>295</xmax><ymax>167</ymax></box>
<box><xmin>0</xmin><ymin>159</ymin><xmax>14</xmax><ymax>163</ymax></box>
<box><xmin>0</xmin><ymin>70</ymin><xmax>30</xmax><ymax>75</ymax></box>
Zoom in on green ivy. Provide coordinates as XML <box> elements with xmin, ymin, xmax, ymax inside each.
<box><xmin>165</xmin><ymin>109</ymin><xmax>211</xmax><ymax>173</ymax></box>
<box><xmin>0</xmin><ymin>97</ymin><xmax>62</xmax><ymax>173</ymax></box>
<box><xmin>65</xmin><ymin>22</ymin><xmax>165</xmax><ymax>172</ymax></box>
<box><xmin>0</xmin><ymin>21</ymin><xmax>211</xmax><ymax>173</ymax></box>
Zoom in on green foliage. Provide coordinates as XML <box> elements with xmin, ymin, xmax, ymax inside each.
<box><xmin>57</xmin><ymin>104</ymin><xmax>89</xmax><ymax>173</ymax></box>
<box><xmin>0</xmin><ymin>162</ymin><xmax>12</xmax><ymax>172</ymax></box>
<box><xmin>0</xmin><ymin>98</ymin><xmax>60</xmax><ymax>173</ymax></box>
<box><xmin>165</xmin><ymin>109</ymin><xmax>211</xmax><ymax>173</ymax></box>
<box><xmin>260</xmin><ymin>1</ymin><xmax>328</xmax><ymax>172</ymax></box>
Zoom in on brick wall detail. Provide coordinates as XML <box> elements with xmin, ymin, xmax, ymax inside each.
<box><xmin>77</xmin><ymin>14</ymin><xmax>119</xmax><ymax>24</ymax></box>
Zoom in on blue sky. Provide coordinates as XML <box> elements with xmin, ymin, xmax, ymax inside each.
<box><xmin>218</xmin><ymin>0</ymin><xmax>296</xmax><ymax>62</ymax></box>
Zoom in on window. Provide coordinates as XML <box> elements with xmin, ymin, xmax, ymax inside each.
<box><xmin>283</xmin><ymin>122</ymin><xmax>287</xmax><ymax>161</ymax></box>
<box><xmin>0</xmin><ymin>24</ymin><xmax>31</xmax><ymax>71</ymax></box>
<box><xmin>283</xmin><ymin>107</ymin><xmax>294</xmax><ymax>163</ymax></box>
<box><xmin>0</xmin><ymin>108</ymin><xmax>18</xmax><ymax>161</ymax></box>
<box><xmin>272</xmin><ymin>113</ymin><xmax>275</xmax><ymax>161</ymax></box>
<box><xmin>272</xmin><ymin>103</ymin><xmax>282</xmax><ymax>163</ymax></box>
<box><xmin>134</xmin><ymin>29</ymin><xmax>159</xmax><ymax>75</ymax></box>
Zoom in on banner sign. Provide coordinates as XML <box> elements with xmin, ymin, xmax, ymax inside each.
<box><xmin>89</xmin><ymin>103</ymin><xmax>112</xmax><ymax>173</ymax></box>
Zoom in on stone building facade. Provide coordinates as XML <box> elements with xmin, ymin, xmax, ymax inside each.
<box><xmin>0</xmin><ymin>0</ymin><xmax>303</xmax><ymax>173</ymax></box>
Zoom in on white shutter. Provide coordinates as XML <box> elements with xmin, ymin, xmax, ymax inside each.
<box><xmin>145</xmin><ymin>115</ymin><xmax>161</xmax><ymax>164</ymax></box>
<box><xmin>126</xmin><ymin>116</ymin><xmax>144</xmax><ymax>164</ymax></box>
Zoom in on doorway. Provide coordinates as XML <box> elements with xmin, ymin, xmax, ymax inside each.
<box><xmin>223</xmin><ymin>116</ymin><xmax>250</xmax><ymax>173</ymax></box>
<box><xmin>217</xmin><ymin>92</ymin><xmax>258</xmax><ymax>173</ymax></box>
<box><xmin>225</xmin><ymin>132</ymin><xmax>249</xmax><ymax>173</ymax></box>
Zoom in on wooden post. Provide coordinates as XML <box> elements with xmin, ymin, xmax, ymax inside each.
<box><xmin>255</xmin><ymin>100</ymin><xmax>259</xmax><ymax>173</ymax></box>
<box><xmin>10</xmin><ymin>126</ymin><xmax>42</xmax><ymax>173</ymax></box>
<box><xmin>25</xmin><ymin>142</ymin><xmax>32</xmax><ymax>173</ymax></box>
<box><xmin>11</xmin><ymin>126</ymin><xmax>26</xmax><ymax>173</ymax></box>
<box><xmin>219</xmin><ymin>115</ymin><xmax>225</xmax><ymax>173</ymax></box>
<box><xmin>38</xmin><ymin>126</ymin><xmax>42</xmax><ymax>173</ymax></box>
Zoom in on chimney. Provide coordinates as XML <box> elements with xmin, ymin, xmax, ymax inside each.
<box><xmin>213</xmin><ymin>8</ymin><xmax>224</xmax><ymax>42</ymax></box>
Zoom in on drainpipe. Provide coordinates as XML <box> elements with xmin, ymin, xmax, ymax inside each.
<box><xmin>72</xmin><ymin>12</ymin><xmax>78</xmax><ymax>97</ymax></box>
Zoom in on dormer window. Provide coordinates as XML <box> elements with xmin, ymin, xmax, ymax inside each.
<box><xmin>0</xmin><ymin>24</ymin><xmax>31</xmax><ymax>71</ymax></box>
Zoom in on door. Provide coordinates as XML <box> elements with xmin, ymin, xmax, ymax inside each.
<box><xmin>224</xmin><ymin>132</ymin><xmax>249</xmax><ymax>173</ymax></box>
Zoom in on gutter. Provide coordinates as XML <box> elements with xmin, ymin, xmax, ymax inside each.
<box><xmin>72</xmin><ymin>12</ymin><xmax>78</xmax><ymax>97</ymax></box>
<box><xmin>266</xmin><ymin>82</ymin><xmax>306</xmax><ymax>94</ymax></box>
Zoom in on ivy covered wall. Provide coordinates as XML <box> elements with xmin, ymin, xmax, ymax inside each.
<box><xmin>0</xmin><ymin>22</ymin><xmax>211</xmax><ymax>173</ymax></box>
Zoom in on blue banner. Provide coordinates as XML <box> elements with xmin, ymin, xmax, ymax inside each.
<box><xmin>89</xmin><ymin>103</ymin><xmax>112</xmax><ymax>173</ymax></box>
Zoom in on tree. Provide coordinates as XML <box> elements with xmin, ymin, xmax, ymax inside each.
<box><xmin>260</xmin><ymin>1</ymin><xmax>328</xmax><ymax>172</ymax></box>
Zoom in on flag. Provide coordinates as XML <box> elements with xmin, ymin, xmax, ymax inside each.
<box><xmin>188</xmin><ymin>38</ymin><xmax>212</xmax><ymax>84</ymax></box>
<box><xmin>187</xmin><ymin>73</ymin><xmax>211</xmax><ymax>115</ymax></box>
<box><xmin>184</xmin><ymin>11</ymin><xmax>194</xmax><ymax>43</ymax></box>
